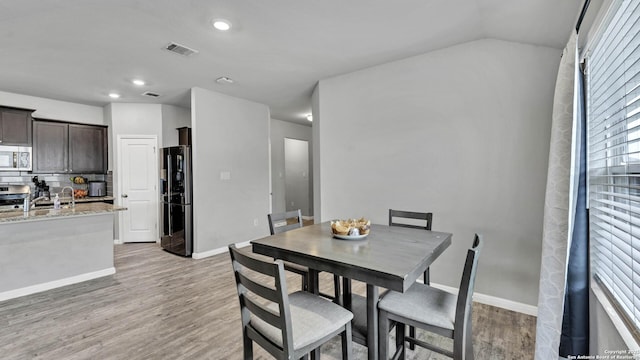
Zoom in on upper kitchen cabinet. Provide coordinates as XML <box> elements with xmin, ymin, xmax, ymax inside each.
<box><xmin>33</xmin><ymin>121</ymin><xmax>67</xmax><ymax>173</ymax></box>
<box><xmin>0</xmin><ymin>106</ymin><xmax>34</xmax><ymax>146</ymax></box>
<box><xmin>68</xmin><ymin>124</ymin><xmax>107</xmax><ymax>173</ymax></box>
<box><xmin>33</xmin><ymin>120</ymin><xmax>108</xmax><ymax>174</ymax></box>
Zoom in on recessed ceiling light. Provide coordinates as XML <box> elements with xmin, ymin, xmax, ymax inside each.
<box><xmin>307</xmin><ymin>114</ymin><xmax>313</xmax><ymax>122</ymax></box>
<box><xmin>212</xmin><ymin>19</ymin><xmax>232</xmax><ymax>31</ymax></box>
<box><xmin>132</xmin><ymin>79</ymin><xmax>145</xmax><ymax>86</ymax></box>
<box><xmin>108</xmin><ymin>93</ymin><xmax>120</xmax><ymax>99</ymax></box>
<box><xmin>216</xmin><ymin>76</ymin><xmax>234</xmax><ymax>84</ymax></box>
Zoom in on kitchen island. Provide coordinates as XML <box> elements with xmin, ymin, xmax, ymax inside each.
<box><xmin>0</xmin><ymin>202</ymin><xmax>126</xmax><ymax>301</ymax></box>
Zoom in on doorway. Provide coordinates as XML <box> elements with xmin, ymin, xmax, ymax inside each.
<box><xmin>117</xmin><ymin>136</ymin><xmax>159</xmax><ymax>243</ymax></box>
<box><xmin>284</xmin><ymin>138</ymin><xmax>311</xmax><ymax>216</ymax></box>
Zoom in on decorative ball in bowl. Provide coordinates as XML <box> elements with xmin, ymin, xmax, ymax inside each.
<box><xmin>331</xmin><ymin>218</ymin><xmax>371</xmax><ymax>239</ymax></box>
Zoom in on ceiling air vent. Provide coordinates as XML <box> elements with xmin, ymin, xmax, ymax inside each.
<box><xmin>142</xmin><ymin>91</ymin><xmax>161</xmax><ymax>98</ymax></box>
<box><xmin>164</xmin><ymin>42</ymin><xmax>198</xmax><ymax>57</ymax></box>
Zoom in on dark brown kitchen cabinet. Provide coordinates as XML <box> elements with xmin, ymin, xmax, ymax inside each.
<box><xmin>33</xmin><ymin>120</ymin><xmax>107</xmax><ymax>174</ymax></box>
<box><xmin>68</xmin><ymin>124</ymin><xmax>107</xmax><ymax>173</ymax></box>
<box><xmin>0</xmin><ymin>106</ymin><xmax>34</xmax><ymax>146</ymax></box>
<box><xmin>33</xmin><ymin>121</ymin><xmax>68</xmax><ymax>173</ymax></box>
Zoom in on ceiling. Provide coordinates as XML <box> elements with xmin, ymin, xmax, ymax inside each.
<box><xmin>0</xmin><ymin>0</ymin><xmax>582</xmax><ymax>125</ymax></box>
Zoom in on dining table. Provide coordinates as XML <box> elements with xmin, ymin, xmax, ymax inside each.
<box><xmin>251</xmin><ymin>221</ymin><xmax>452</xmax><ymax>360</ymax></box>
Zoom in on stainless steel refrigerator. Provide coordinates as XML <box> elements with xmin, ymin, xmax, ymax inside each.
<box><xmin>160</xmin><ymin>145</ymin><xmax>193</xmax><ymax>256</ymax></box>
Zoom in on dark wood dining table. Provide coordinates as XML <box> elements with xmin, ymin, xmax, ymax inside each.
<box><xmin>251</xmin><ymin>221</ymin><xmax>452</xmax><ymax>360</ymax></box>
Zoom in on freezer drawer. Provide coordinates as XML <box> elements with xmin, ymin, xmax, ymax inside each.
<box><xmin>161</xmin><ymin>202</ymin><xmax>192</xmax><ymax>256</ymax></box>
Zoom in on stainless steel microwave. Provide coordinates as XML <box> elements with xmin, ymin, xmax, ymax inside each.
<box><xmin>0</xmin><ymin>145</ymin><xmax>32</xmax><ymax>171</ymax></box>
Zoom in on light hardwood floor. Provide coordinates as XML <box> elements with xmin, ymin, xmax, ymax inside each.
<box><xmin>0</xmin><ymin>243</ymin><xmax>535</xmax><ymax>359</ymax></box>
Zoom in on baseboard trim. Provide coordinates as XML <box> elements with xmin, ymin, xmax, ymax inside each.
<box><xmin>191</xmin><ymin>241</ymin><xmax>252</xmax><ymax>259</ymax></box>
<box><xmin>192</xmin><ymin>246</ymin><xmax>229</xmax><ymax>259</ymax></box>
<box><xmin>430</xmin><ymin>282</ymin><xmax>538</xmax><ymax>316</ymax></box>
<box><xmin>0</xmin><ymin>267</ymin><xmax>116</xmax><ymax>302</ymax></box>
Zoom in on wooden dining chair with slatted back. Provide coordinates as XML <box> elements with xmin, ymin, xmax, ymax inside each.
<box><xmin>378</xmin><ymin>234</ymin><xmax>483</xmax><ymax>360</ymax></box>
<box><xmin>268</xmin><ymin>209</ymin><xmax>310</xmax><ymax>291</ymax></box>
<box><xmin>268</xmin><ymin>209</ymin><xmax>341</xmax><ymax>303</ymax></box>
<box><xmin>388</xmin><ymin>209</ymin><xmax>434</xmax><ymax>284</ymax></box>
<box><xmin>229</xmin><ymin>245</ymin><xmax>354</xmax><ymax>360</ymax></box>
<box><xmin>388</xmin><ymin>208</ymin><xmax>434</xmax><ymax>348</ymax></box>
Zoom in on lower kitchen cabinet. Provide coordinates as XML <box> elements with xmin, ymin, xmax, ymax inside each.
<box><xmin>33</xmin><ymin>120</ymin><xmax>107</xmax><ymax>174</ymax></box>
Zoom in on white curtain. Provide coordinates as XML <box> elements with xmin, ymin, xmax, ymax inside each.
<box><xmin>535</xmin><ymin>30</ymin><xmax>578</xmax><ymax>360</ymax></box>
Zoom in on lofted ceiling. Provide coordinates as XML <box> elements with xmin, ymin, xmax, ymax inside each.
<box><xmin>0</xmin><ymin>0</ymin><xmax>582</xmax><ymax>125</ymax></box>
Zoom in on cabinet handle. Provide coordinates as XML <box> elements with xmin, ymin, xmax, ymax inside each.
<box><xmin>121</xmin><ymin>194</ymin><xmax>128</xmax><ymax>198</ymax></box>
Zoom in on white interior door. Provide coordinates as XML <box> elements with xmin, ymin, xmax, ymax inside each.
<box><xmin>119</xmin><ymin>137</ymin><xmax>158</xmax><ymax>243</ymax></box>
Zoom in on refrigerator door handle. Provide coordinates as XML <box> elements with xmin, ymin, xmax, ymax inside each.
<box><xmin>167</xmin><ymin>154</ymin><xmax>173</xmax><ymax>236</ymax></box>
<box><xmin>167</xmin><ymin>154</ymin><xmax>172</xmax><ymax>198</ymax></box>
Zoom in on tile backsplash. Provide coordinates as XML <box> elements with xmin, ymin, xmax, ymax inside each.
<box><xmin>0</xmin><ymin>171</ymin><xmax>111</xmax><ymax>198</ymax></box>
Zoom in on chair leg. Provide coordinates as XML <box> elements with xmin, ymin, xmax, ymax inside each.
<box><xmin>333</xmin><ymin>274</ymin><xmax>342</xmax><ymax>305</ymax></box>
<box><xmin>378</xmin><ymin>310</ymin><xmax>389</xmax><ymax>360</ymax></box>
<box><xmin>409</xmin><ymin>326</ymin><xmax>416</xmax><ymax>351</ymax></box>
<box><xmin>342</xmin><ymin>322</ymin><xmax>353</xmax><ymax>360</ymax></box>
<box><xmin>395</xmin><ymin>323</ymin><xmax>406</xmax><ymax>360</ymax></box>
<box><xmin>302</xmin><ymin>273</ymin><xmax>309</xmax><ymax>292</ymax></box>
<box><xmin>243</xmin><ymin>332</ymin><xmax>253</xmax><ymax>360</ymax></box>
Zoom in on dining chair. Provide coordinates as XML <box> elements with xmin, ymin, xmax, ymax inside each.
<box><xmin>388</xmin><ymin>208</ymin><xmax>433</xmax><ymax>348</ymax></box>
<box><xmin>268</xmin><ymin>209</ymin><xmax>310</xmax><ymax>291</ymax></box>
<box><xmin>229</xmin><ymin>244</ymin><xmax>353</xmax><ymax>360</ymax></box>
<box><xmin>377</xmin><ymin>234</ymin><xmax>483</xmax><ymax>360</ymax></box>
<box><xmin>388</xmin><ymin>209</ymin><xmax>433</xmax><ymax>284</ymax></box>
<box><xmin>268</xmin><ymin>209</ymin><xmax>341</xmax><ymax>303</ymax></box>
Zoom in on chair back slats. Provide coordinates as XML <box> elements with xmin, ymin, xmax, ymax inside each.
<box><xmin>389</xmin><ymin>209</ymin><xmax>433</xmax><ymax>230</ymax></box>
<box><xmin>229</xmin><ymin>245</ymin><xmax>295</xmax><ymax>356</ymax></box>
<box><xmin>453</xmin><ymin>234</ymin><xmax>483</xmax><ymax>360</ymax></box>
<box><xmin>268</xmin><ymin>209</ymin><xmax>303</xmax><ymax>235</ymax></box>
<box><xmin>243</xmin><ymin>296</ymin><xmax>283</xmax><ymax>330</ymax></box>
<box><xmin>237</xmin><ymin>272</ymin><xmax>280</xmax><ymax>304</ymax></box>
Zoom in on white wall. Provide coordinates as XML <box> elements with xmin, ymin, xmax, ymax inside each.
<box><xmin>270</xmin><ymin>119</ymin><xmax>313</xmax><ymax>215</ymax></box>
<box><xmin>161</xmin><ymin>104</ymin><xmax>191</xmax><ymax>148</ymax></box>
<box><xmin>191</xmin><ymin>87</ymin><xmax>271</xmax><ymax>256</ymax></box>
<box><xmin>106</xmin><ymin>103</ymin><xmax>162</xmax><ymax>242</ymax></box>
<box><xmin>314</xmin><ymin>39</ymin><xmax>560</xmax><ymax>307</ymax></box>
<box><xmin>0</xmin><ymin>90</ymin><xmax>104</xmax><ymax>125</ymax></box>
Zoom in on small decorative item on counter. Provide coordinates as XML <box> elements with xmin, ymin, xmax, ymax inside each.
<box><xmin>331</xmin><ymin>217</ymin><xmax>371</xmax><ymax>236</ymax></box>
<box><xmin>53</xmin><ymin>194</ymin><xmax>61</xmax><ymax>209</ymax></box>
<box><xmin>70</xmin><ymin>176</ymin><xmax>88</xmax><ymax>184</ymax></box>
<box><xmin>73</xmin><ymin>189</ymin><xmax>88</xmax><ymax>198</ymax></box>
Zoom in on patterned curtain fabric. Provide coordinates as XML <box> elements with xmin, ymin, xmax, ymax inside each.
<box><xmin>559</xmin><ymin>61</ymin><xmax>589</xmax><ymax>357</ymax></box>
<box><xmin>535</xmin><ymin>30</ymin><xmax>578</xmax><ymax>360</ymax></box>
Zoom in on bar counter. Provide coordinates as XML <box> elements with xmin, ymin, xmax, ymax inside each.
<box><xmin>0</xmin><ymin>202</ymin><xmax>126</xmax><ymax>301</ymax></box>
<box><xmin>0</xmin><ymin>202</ymin><xmax>125</xmax><ymax>223</ymax></box>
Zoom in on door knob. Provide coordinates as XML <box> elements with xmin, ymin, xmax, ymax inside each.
<box><xmin>121</xmin><ymin>194</ymin><xmax>128</xmax><ymax>198</ymax></box>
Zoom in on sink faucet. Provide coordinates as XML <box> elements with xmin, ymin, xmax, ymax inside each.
<box><xmin>29</xmin><ymin>196</ymin><xmax>48</xmax><ymax>208</ymax></box>
<box><xmin>61</xmin><ymin>186</ymin><xmax>75</xmax><ymax>208</ymax></box>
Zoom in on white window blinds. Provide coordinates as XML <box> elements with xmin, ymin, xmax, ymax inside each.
<box><xmin>588</xmin><ymin>0</ymin><xmax>640</xmax><ymax>332</ymax></box>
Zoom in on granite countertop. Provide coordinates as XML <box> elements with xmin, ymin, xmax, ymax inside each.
<box><xmin>0</xmin><ymin>202</ymin><xmax>126</xmax><ymax>224</ymax></box>
<box><xmin>37</xmin><ymin>196</ymin><xmax>115</xmax><ymax>205</ymax></box>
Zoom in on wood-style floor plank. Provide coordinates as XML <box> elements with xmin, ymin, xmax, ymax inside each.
<box><xmin>0</xmin><ymin>243</ymin><xmax>535</xmax><ymax>359</ymax></box>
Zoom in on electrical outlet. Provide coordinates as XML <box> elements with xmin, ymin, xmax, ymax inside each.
<box><xmin>253</xmin><ymin>218</ymin><xmax>259</xmax><ymax>226</ymax></box>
